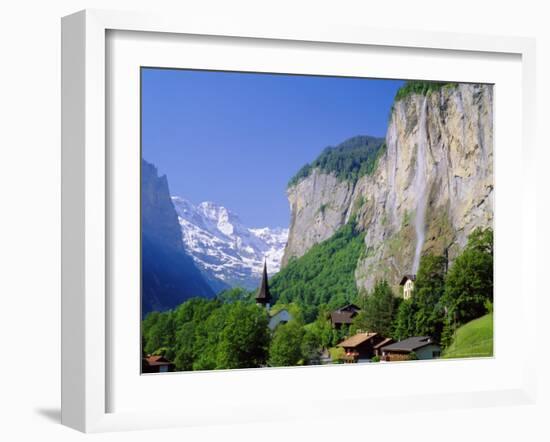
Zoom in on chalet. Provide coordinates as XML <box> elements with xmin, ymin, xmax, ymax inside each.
<box><xmin>268</xmin><ymin>309</ymin><xmax>292</xmax><ymax>331</ymax></box>
<box><xmin>381</xmin><ymin>336</ymin><xmax>441</xmax><ymax>361</ymax></box>
<box><xmin>400</xmin><ymin>274</ymin><xmax>416</xmax><ymax>300</ymax></box>
<box><xmin>142</xmin><ymin>355</ymin><xmax>175</xmax><ymax>373</ymax></box>
<box><xmin>337</xmin><ymin>332</ymin><xmax>386</xmax><ymax>363</ymax></box>
<box><xmin>255</xmin><ymin>261</ymin><xmax>272</xmax><ymax>309</ymax></box>
<box><xmin>330</xmin><ymin>304</ymin><xmax>361</xmax><ymax>329</ymax></box>
<box><xmin>373</xmin><ymin>337</ymin><xmax>395</xmax><ymax>357</ymax></box>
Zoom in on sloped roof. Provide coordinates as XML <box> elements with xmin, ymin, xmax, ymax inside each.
<box><xmin>381</xmin><ymin>336</ymin><xmax>436</xmax><ymax>352</ymax></box>
<box><xmin>330</xmin><ymin>304</ymin><xmax>361</xmax><ymax>324</ymax></box>
<box><xmin>330</xmin><ymin>310</ymin><xmax>356</xmax><ymax>325</ymax></box>
<box><xmin>373</xmin><ymin>337</ymin><xmax>394</xmax><ymax>349</ymax></box>
<box><xmin>338</xmin><ymin>304</ymin><xmax>360</xmax><ymax>312</ymax></box>
<box><xmin>145</xmin><ymin>355</ymin><xmax>173</xmax><ymax>366</ymax></box>
<box><xmin>337</xmin><ymin>332</ymin><xmax>378</xmax><ymax>348</ymax></box>
<box><xmin>399</xmin><ymin>274</ymin><xmax>416</xmax><ymax>285</ymax></box>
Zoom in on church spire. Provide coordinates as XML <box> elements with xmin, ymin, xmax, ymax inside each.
<box><xmin>255</xmin><ymin>260</ymin><xmax>272</xmax><ymax>308</ymax></box>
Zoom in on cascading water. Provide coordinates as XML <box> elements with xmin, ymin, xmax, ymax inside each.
<box><xmin>386</xmin><ymin>116</ymin><xmax>399</xmax><ymax>226</ymax></box>
<box><xmin>412</xmin><ymin>97</ymin><xmax>429</xmax><ymax>274</ymax></box>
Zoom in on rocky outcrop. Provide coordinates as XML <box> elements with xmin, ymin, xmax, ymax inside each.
<box><xmin>282</xmin><ymin>83</ymin><xmax>493</xmax><ymax>293</ymax></box>
<box><xmin>142</xmin><ymin>160</ymin><xmax>186</xmax><ymax>253</ymax></box>
<box><xmin>281</xmin><ymin>169</ymin><xmax>356</xmax><ymax>267</ymax></box>
<box><xmin>141</xmin><ymin>160</ymin><xmax>214</xmax><ymax>314</ymax></box>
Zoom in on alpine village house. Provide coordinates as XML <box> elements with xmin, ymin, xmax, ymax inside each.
<box><xmin>147</xmin><ymin>266</ymin><xmax>440</xmax><ymax>370</ymax></box>
<box><xmin>328</xmin><ymin>273</ymin><xmax>441</xmax><ymax>363</ymax></box>
<box><xmin>255</xmin><ymin>264</ymin><xmax>441</xmax><ymax>364</ymax></box>
<box><xmin>330</xmin><ymin>304</ymin><xmax>361</xmax><ymax>329</ymax></box>
<box><xmin>400</xmin><ymin>274</ymin><xmax>416</xmax><ymax>301</ymax></box>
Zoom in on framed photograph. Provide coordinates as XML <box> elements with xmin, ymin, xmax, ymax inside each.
<box><xmin>61</xmin><ymin>9</ymin><xmax>537</xmax><ymax>433</ymax></box>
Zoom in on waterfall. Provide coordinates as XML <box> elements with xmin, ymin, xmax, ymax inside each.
<box><xmin>386</xmin><ymin>116</ymin><xmax>399</xmax><ymax>226</ymax></box>
<box><xmin>412</xmin><ymin>97</ymin><xmax>429</xmax><ymax>274</ymax></box>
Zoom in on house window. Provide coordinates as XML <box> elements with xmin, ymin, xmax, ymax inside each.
<box><xmin>159</xmin><ymin>365</ymin><xmax>169</xmax><ymax>373</ymax></box>
<box><xmin>432</xmin><ymin>351</ymin><xmax>441</xmax><ymax>358</ymax></box>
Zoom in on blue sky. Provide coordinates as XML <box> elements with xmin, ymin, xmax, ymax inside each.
<box><xmin>141</xmin><ymin>68</ymin><xmax>403</xmax><ymax>228</ymax></box>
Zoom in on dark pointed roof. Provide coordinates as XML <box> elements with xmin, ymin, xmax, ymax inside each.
<box><xmin>399</xmin><ymin>274</ymin><xmax>416</xmax><ymax>285</ymax></box>
<box><xmin>256</xmin><ymin>261</ymin><xmax>272</xmax><ymax>304</ymax></box>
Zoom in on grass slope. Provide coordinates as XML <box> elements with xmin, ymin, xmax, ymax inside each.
<box><xmin>443</xmin><ymin>313</ymin><xmax>493</xmax><ymax>359</ymax></box>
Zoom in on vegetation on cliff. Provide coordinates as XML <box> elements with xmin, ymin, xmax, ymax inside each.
<box><xmin>288</xmin><ymin>135</ymin><xmax>386</xmax><ymax>187</ymax></box>
<box><xmin>270</xmin><ymin>222</ymin><xmax>365</xmax><ymax>322</ymax></box>
<box><xmin>393</xmin><ymin>80</ymin><xmax>458</xmax><ymax>103</ymax></box>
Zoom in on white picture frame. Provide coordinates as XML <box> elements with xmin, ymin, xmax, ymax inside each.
<box><xmin>61</xmin><ymin>9</ymin><xmax>537</xmax><ymax>433</ymax></box>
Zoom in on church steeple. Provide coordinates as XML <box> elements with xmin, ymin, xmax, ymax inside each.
<box><xmin>255</xmin><ymin>261</ymin><xmax>272</xmax><ymax>308</ymax></box>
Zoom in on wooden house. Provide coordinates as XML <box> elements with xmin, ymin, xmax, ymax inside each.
<box><xmin>142</xmin><ymin>355</ymin><xmax>175</xmax><ymax>373</ymax></box>
<box><xmin>381</xmin><ymin>336</ymin><xmax>441</xmax><ymax>361</ymax></box>
<box><xmin>330</xmin><ymin>304</ymin><xmax>361</xmax><ymax>329</ymax></box>
<box><xmin>336</xmin><ymin>332</ymin><xmax>386</xmax><ymax>363</ymax></box>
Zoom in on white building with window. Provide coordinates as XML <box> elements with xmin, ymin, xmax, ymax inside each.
<box><xmin>399</xmin><ymin>274</ymin><xmax>416</xmax><ymax>300</ymax></box>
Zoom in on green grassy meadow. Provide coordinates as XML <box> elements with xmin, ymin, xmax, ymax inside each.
<box><xmin>443</xmin><ymin>313</ymin><xmax>493</xmax><ymax>359</ymax></box>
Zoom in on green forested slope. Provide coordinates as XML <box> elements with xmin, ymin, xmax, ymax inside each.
<box><xmin>288</xmin><ymin>135</ymin><xmax>385</xmax><ymax>187</ymax></box>
<box><xmin>393</xmin><ymin>81</ymin><xmax>458</xmax><ymax>102</ymax></box>
<box><xmin>270</xmin><ymin>222</ymin><xmax>365</xmax><ymax>321</ymax></box>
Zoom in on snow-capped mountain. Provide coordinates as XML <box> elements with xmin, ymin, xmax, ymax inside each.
<box><xmin>171</xmin><ymin>196</ymin><xmax>289</xmax><ymax>291</ymax></box>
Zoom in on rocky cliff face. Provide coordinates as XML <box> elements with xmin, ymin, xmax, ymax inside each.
<box><xmin>281</xmin><ymin>169</ymin><xmax>355</xmax><ymax>267</ymax></box>
<box><xmin>141</xmin><ymin>160</ymin><xmax>214</xmax><ymax>314</ymax></box>
<box><xmin>282</xmin><ymin>83</ymin><xmax>493</xmax><ymax>293</ymax></box>
<box><xmin>142</xmin><ymin>160</ymin><xmax>186</xmax><ymax>253</ymax></box>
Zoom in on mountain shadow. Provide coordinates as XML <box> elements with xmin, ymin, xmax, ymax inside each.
<box><xmin>141</xmin><ymin>159</ymin><xmax>214</xmax><ymax>316</ymax></box>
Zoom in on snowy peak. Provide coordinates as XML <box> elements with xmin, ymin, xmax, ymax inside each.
<box><xmin>171</xmin><ymin>196</ymin><xmax>289</xmax><ymax>291</ymax></box>
<box><xmin>197</xmin><ymin>201</ymin><xmax>242</xmax><ymax>237</ymax></box>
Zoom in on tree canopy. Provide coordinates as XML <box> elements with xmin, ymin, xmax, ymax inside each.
<box><xmin>392</xmin><ymin>228</ymin><xmax>493</xmax><ymax>346</ymax></box>
<box><xmin>143</xmin><ymin>298</ymin><xmax>270</xmax><ymax>371</ymax></box>
<box><xmin>442</xmin><ymin>228</ymin><xmax>493</xmax><ymax>328</ymax></box>
<box><xmin>393</xmin><ymin>81</ymin><xmax>458</xmax><ymax>103</ymax></box>
<box><xmin>352</xmin><ymin>280</ymin><xmax>400</xmax><ymax>337</ymax></box>
<box><xmin>269</xmin><ymin>222</ymin><xmax>365</xmax><ymax>322</ymax></box>
<box><xmin>268</xmin><ymin>320</ymin><xmax>306</xmax><ymax>367</ymax></box>
<box><xmin>412</xmin><ymin>254</ymin><xmax>447</xmax><ymax>341</ymax></box>
<box><xmin>142</xmin><ymin>227</ymin><xmax>494</xmax><ymax>370</ymax></box>
<box><xmin>288</xmin><ymin>135</ymin><xmax>386</xmax><ymax>187</ymax></box>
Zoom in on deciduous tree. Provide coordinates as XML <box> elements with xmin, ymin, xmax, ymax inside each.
<box><xmin>268</xmin><ymin>321</ymin><xmax>305</xmax><ymax>367</ymax></box>
<box><xmin>442</xmin><ymin>228</ymin><xmax>493</xmax><ymax>326</ymax></box>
